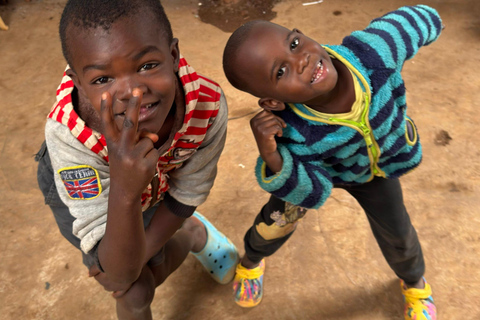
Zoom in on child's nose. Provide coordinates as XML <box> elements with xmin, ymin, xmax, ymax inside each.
<box><xmin>296</xmin><ymin>53</ymin><xmax>310</xmax><ymax>74</ymax></box>
<box><xmin>114</xmin><ymin>77</ymin><xmax>147</xmax><ymax>102</ymax></box>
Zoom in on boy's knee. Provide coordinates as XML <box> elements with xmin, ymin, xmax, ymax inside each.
<box><xmin>116</xmin><ymin>267</ymin><xmax>155</xmax><ymax>312</ymax></box>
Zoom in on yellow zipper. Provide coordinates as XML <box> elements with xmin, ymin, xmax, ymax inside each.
<box><xmin>327</xmin><ymin>94</ymin><xmax>385</xmax><ymax>179</ymax></box>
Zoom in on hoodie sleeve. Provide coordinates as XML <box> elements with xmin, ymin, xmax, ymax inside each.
<box><xmin>255</xmin><ymin>143</ymin><xmax>333</xmax><ymax>210</ymax></box>
<box><xmin>342</xmin><ymin>5</ymin><xmax>443</xmax><ymax>71</ymax></box>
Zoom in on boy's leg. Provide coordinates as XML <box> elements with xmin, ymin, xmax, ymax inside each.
<box><xmin>236</xmin><ymin>194</ymin><xmax>307</xmax><ymax>307</ymax></box>
<box><xmin>113</xmin><ymin>217</ymin><xmax>205</xmax><ymax>320</ymax></box>
<box><xmin>243</xmin><ymin>194</ymin><xmax>307</xmax><ymax>266</ymax></box>
<box><xmin>342</xmin><ymin>176</ymin><xmax>435</xmax><ymax>320</ymax></box>
<box><xmin>341</xmin><ymin>177</ymin><xmax>425</xmax><ymax>284</ymax></box>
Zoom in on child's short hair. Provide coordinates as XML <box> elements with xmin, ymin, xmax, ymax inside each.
<box><xmin>222</xmin><ymin>20</ymin><xmax>263</xmax><ymax>92</ymax></box>
<box><xmin>59</xmin><ymin>0</ymin><xmax>173</xmax><ymax>67</ymax></box>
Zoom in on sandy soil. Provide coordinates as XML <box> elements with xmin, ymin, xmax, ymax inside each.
<box><xmin>1</xmin><ymin>0</ymin><xmax>479</xmax><ymax>319</ymax></box>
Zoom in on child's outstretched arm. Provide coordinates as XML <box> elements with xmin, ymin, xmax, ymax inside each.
<box><xmin>342</xmin><ymin>5</ymin><xmax>443</xmax><ymax>70</ymax></box>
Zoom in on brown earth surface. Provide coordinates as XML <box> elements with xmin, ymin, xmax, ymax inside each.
<box><xmin>1</xmin><ymin>0</ymin><xmax>479</xmax><ymax>319</ymax></box>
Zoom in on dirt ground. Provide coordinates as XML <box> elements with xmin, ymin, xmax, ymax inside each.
<box><xmin>0</xmin><ymin>0</ymin><xmax>479</xmax><ymax>319</ymax></box>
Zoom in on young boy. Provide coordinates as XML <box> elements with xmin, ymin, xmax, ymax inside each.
<box><xmin>36</xmin><ymin>0</ymin><xmax>239</xmax><ymax>319</ymax></box>
<box><xmin>223</xmin><ymin>5</ymin><xmax>442</xmax><ymax>319</ymax></box>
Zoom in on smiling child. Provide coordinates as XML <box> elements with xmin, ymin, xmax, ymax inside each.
<box><xmin>36</xmin><ymin>0</ymin><xmax>238</xmax><ymax>319</ymax></box>
<box><xmin>223</xmin><ymin>5</ymin><xmax>442</xmax><ymax>320</ymax></box>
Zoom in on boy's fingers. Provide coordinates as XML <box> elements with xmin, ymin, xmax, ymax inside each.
<box><xmin>138</xmin><ymin>130</ymin><xmax>159</xmax><ymax>144</ymax></box>
<box><xmin>276</xmin><ymin>115</ymin><xmax>287</xmax><ymax>128</ymax></box>
<box><xmin>100</xmin><ymin>92</ymin><xmax>118</xmax><ymax>139</ymax></box>
<box><xmin>88</xmin><ymin>264</ymin><xmax>102</xmax><ymax>277</ymax></box>
<box><xmin>121</xmin><ymin>88</ymin><xmax>142</xmax><ymax>139</ymax></box>
<box><xmin>253</xmin><ymin>110</ymin><xmax>286</xmax><ymax>127</ymax></box>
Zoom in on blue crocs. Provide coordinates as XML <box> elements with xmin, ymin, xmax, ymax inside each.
<box><xmin>191</xmin><ymin>212</ymin><xmax>239</xmax><ymax>284</ymax></box>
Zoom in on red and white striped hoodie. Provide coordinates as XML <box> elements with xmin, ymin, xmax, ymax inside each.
<box><xmin>45</xmin><ymin>56</ymin><xmax>228</xmax><ymax>253</ymax></box>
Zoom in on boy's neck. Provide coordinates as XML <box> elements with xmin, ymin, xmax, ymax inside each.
<box><xmin>306</xmin><ymin>59</ymin><xmax>355</xmax><ymax>114</ymax></box>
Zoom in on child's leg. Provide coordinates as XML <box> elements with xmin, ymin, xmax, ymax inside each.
<box><xmin>235</xmin><ymin>195</ymin><xmax>307</xmax><ymax>307</ymax></box>
<box><xmin>113</xmin><ymin>216</ymin><xmax>206</xmax><ymax>320</ymax></box>
<box><xmin>243</xmin><ymin>194</ymin><xmax>307</xmax><ymax>267</ymax></box>
<box><xmin>342</xmin><ymin>177</ymin><xmax>425</xmax><ymax>284</ymax></box>
<box><xmin>343</xmin><ymin>177</ymin><xmax>435</xmax><ymax>320</ymax></box>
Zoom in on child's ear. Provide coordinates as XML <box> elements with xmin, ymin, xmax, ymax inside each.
<box><xmin>66</xmin><ymin>68</ymin><xmax>87</xmax><ymax>97</ymax></box>
<box><xmin>170</xmin><ymin>38</ymin><xmax>180</xmax><ymax>73</ymax></box>
<box><xmin>258</xmin><ymin>98</ymin><xmax>286</xmax><ymax>111</ymax></box>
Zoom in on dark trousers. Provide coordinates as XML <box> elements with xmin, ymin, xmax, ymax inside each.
<box><xmin>244</xmin><ymin>177</ymin><xmax>425</xmax><ymax>284</ymax></box>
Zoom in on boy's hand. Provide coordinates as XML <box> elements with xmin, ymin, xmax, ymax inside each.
<box><xmin>250</xmin><ymin>110</ymin><xmax>286</xmax><ymax>173</ymax></box>
<box><xmin>101</xmin><ymin>89</ymin><xmax>159</xmax><ymax>201</ymax></box>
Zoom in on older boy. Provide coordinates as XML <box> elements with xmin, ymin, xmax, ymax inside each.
<box><xmin>223</xmin><ymin>5</ymin><xmax>442</xmax><ymax>320</ymax></box>
<box><xmin>36</xmin><ymin>0</ymin><xmax>238</xmax><ymax>319</ymax></box>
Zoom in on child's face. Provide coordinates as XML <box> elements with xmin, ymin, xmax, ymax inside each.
<box><xmin>66</xmin><ymin>13</ymin><xmax>179</xmax><ymax>136</ymax></box>
<box><xmin>236</xmin><ymin>22</ymin><xmax>338</xmax><ymax>105</ymax></box>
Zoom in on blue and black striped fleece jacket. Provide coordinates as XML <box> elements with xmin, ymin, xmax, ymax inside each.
<box><xmin>255</xmin><ymin>5</ymin><xmax>443</xmax><ymax>209</ymax></box>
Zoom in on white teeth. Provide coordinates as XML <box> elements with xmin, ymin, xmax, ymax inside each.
<box><xmin>310</xmin><ymin>61</ymin><xmax>324</xmax><ymax>83</ymax></box>
<box><xmin>145</xmin><ymin>103</ymin><xmax>153</xmax><ymax>109</ymax></box>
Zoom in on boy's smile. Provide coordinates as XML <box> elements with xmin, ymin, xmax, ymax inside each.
<box><xmin>65</xmin><ymin>11</ymin><xmax>180</xmax><ymax>143</ymax></box>
<box><xmin>235</xmin><ymin>21</ymin><xmax>338</xmax><ymax>108</ymax></box>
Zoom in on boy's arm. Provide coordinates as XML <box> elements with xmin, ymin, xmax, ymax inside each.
<box><xmin>343</xmin><ymin>5</ymin><xmax>443</xmax><ymax>69</ymax></box>
<box><xmin>143</xmin><ymin>90</ymin><xmax>228</xmax><ymax>261</ymax></box>
<box><xmin>94</xmin><ymin>90</ymin><xmax>161</xmax><ymax>285</ymax></box>
<box><xmin>250</xmin><ymin>110</ymin><xmax>333</xmax><ymax>209</ymax></box>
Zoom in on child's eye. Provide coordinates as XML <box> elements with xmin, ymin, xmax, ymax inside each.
<box><xmin>277</xmin><ymin>66</ymin><xmax>286</xmax><ymax>79</ymax></box>
<box><xmin>290</xmin><ymin>38</ymin><xmax>299</xmax><ymax>50</ymax></box>
<box><xmin>92</xmin><ymin>77</ymin><xmax>110</xmax><ymax>85</ymax></box>
<box><xmin>139</xmin><ymin>63</ymin><xmax>159</xmax><ymax>72</ymax></box>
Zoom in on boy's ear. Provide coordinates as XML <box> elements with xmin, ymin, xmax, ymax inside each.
<box><xmin>66</xmin><ymin>68</ymin><xmax>87</xmax><ymax>98</ymax></box>
<box><xmin>170</xmin><ymin>38</ymin><xmax>180</xmax><ymax>73</ymax></box>
<box><xmin>258</xmin><ymin>98</ymin><xmax>286</xmax><ymax>111</ymax></box>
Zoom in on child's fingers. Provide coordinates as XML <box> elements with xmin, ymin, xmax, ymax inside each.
<box><xmin>88</xmin><ymin>264</ymin><xmax>102</xmax><ymax>278</ymax></box>
<box><xmin>253</xmin><ymin>110</ymin><xmax>287</xmax><ymax>127</ymax></box>
<box><xmin>100</xmin><ymin>92</ymin><xmax>119</xmax><ymax>140</ymax></box>
<box><xmin>120</xmin><ymin>88</ymin><xmax>142</xmax><ymax>141</ymax></box>
<box><xmin>138</xmin><ymin>130</ymin><xmax>159</xmax><ymax>144</ymax></box>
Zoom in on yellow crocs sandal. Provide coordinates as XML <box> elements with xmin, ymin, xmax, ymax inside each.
<box><xmin>401</xmin><ymin>278</ymin><xmax>436</xmax><ymax>320</ymax></box>
<box><xmin>233</xmin><ymin>259</ymin><xmax>265</xmax><ymax>308</ymax></box>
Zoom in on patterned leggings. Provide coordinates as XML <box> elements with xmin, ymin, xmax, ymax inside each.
<box><xmin>243</xmin><ymin>177</ymin><xmax>425</xmax><ymax>284</ymax></box>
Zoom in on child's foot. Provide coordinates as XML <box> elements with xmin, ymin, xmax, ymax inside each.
<box><xmin>401</xmin><ymin>278</ymin><xmax>436</xmax><ymax>320</ymax></box>
<box><xmin>233</xmin><ymin>259</ymin><xmax>265</xmax><ymax>308</ymax></box>
<box><xmin>190</xmin><ymin>212</ymin><xmax>239</xmax><ymax>284</ymax></box>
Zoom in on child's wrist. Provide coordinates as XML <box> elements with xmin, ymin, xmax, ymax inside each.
<box><xmin>261</xmin><ymin>150</ymin><xmax>283</xmax><ymax>173</ymax></box>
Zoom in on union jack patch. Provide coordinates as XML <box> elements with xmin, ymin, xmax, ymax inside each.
<box><xmin>58</xmin><ymin>165</ymin><xmax>102</xmax><ymax>200</ymax></box>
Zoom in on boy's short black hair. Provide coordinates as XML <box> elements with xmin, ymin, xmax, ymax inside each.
<box><xmin>223</xmin><ymin>20</ymin><xmax>263</xmax><ymax>92</ymax></box>
<box><xmin>59</xmin><ymin>0</ymin><xmax>173</xmax><ymax>67</ymax></box>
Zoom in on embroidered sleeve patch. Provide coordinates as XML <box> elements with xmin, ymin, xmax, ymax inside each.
<box><xmin>58</xmin><ymin>165</ymin><xmax>102</xmax><ymax>200</ymax></box>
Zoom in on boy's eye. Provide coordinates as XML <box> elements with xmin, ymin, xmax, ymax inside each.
<box><xmin>139</xmin><ymin>63</ymin><xmax>159</xmax><ymax>72</ymax></box>
<box><xmin>92</xmin><ymin>77</ymin><xmax>110</xmax><ymax>85</ymax></box>
<box><xmin>290</xmin><ymin>38</ymin><xmax>299</xmax><ymax>50</ymax></box>
<box><xmin>277</xmin><ymin>66</ymin><xmax>286</xmax><ymax>79</ymax></box>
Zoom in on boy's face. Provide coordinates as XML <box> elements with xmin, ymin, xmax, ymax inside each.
<box><xmin>236</xmin><ymin>22</ymin><xmax>338</xmax><ymax>105</ymax></box>
<box><xmin>66</xmin><ymin>12</ymin><xmax>179</xmax><ymax>136</ymax></box>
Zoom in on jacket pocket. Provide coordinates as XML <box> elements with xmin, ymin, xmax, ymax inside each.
<box><xmin>405</xmin><ymin>116</ymin><xmax>418</xmax><ymax>146</ymax></box>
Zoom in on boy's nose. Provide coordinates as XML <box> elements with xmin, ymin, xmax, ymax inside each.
<box><xmin>114</xmin><ymin>77</ymin><xmax>147</xmax><ymax>102</ymax></box>
<box><xmin>296</xmin><ymin>53</ymin><xmax>310</xmax><ymax>74</ymax></box>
